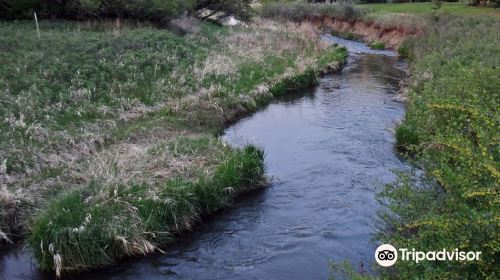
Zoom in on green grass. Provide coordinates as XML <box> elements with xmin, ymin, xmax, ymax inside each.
<box><xmin>360</xmin><ymin>2</ymin><xmax>500</xmax><ymax>16</ymax></box>
<box><xmin>369</xmin><ymin>41</ymin><xmax>385</xmax><ymax>50</ymax></box>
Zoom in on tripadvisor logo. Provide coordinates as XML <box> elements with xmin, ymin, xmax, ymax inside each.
<box><xmin>375</xmin><ymin>244</ymin><xmax>398</xmax><ymax>267</ymax></box>
<box><xmin>375</xmin><ymin>244</ymin><xmax>482</xmax><ymax>267</ymax></box>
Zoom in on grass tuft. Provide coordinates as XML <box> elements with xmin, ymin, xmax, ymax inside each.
<box><xmin>369</xmin><ymin>41</ymin><xmax>385</xmax><ymax>50</ymax></box>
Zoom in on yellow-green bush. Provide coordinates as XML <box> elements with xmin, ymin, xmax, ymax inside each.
<box><xmin>381</xmin><ymin>15</ymin><xmax>499</xmax><ymax>279</ymax></box>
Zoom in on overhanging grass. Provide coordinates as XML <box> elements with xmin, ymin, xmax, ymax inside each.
<box><xmin>369</xmin><ymin>41</ymin><xmax>385</xmax><ymax>50</ymax></box>
<box><xmin>29</xmin><ymin>145</ymin><xmax>265</xmax><ymax>273</ymax></box>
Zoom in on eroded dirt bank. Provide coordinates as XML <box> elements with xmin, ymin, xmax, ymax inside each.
<box><xmin>309</xmin><ymin>16</ymin><xmax>423</xmax><ymax>49</ymax></box>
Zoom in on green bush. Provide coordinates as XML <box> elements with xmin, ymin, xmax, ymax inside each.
<box><xmin>0</xmin><ymin>0</ymin><xmax>254</xmax><ymax>21</ymax></box>
<box><xmin>395</xmin><ymin>123</ymin><xmax>419</xmax><ymax>150</ymax></box>
<box><xmin>379</xmin><ymin>15</ymin><xmax>499</xmax><ymax>279</ymax></box>
<box><xmin>397</xmin><ymin>38</ymin><xmax>413</xmax><ymax>59</ymax></box>
<box><xmin>1</xmin><ymin>0</ymin><xmax>195</xmax><ymax>20</ymax></box>
<box><xmin>369</xmin><ymin>40</ymin><xmax>385</xmax><ymax>50</ymax></box>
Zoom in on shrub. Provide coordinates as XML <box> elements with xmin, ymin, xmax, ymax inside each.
<box><xmin>369</xmin><ymin>40</ymin><xmax>385</xmax><ymax>50</ymax></box>
<box><xmin>0</xmin><ymin>0</ymin><xmax>255</xmax><ymax>21</ymax></box>
<box><xmin>397</xmin><ymin>38</ymin><xmax>413</xmax><ymax>59</ymax></box>
<box><xmin>379</xmin><ymin>15</ymin><xmax>499</xmax><ymax>279</ymax></box>
<box><xmin>395</xmin><ymin>123</ymin><xmax>419</xmax><ymax>150</ymax></box>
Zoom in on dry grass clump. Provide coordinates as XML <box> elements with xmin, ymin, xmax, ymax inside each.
<box><xmin>0</xmin><ymin>185</ymin><xmax>15</xmax><ymax>245</ymax></box>
<box><xmin>185</xmin><ymin>17</ymin><xmax>345</xmax><ymax>124</ymax></box>
<box><xmin>193</xmin><ymin>18</ymin><xmax>322</xmax><ymax>81</ymax></box>
<box><xmin>80</xmin><ymin>133</ymin><xmax>222</xmax><ymax>187</ymax></box>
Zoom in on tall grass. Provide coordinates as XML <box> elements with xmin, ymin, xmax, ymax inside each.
<box><xmin>261</xmin><ymin>1</ymin><xmax>366</xmax><ymax>22</ymax></box>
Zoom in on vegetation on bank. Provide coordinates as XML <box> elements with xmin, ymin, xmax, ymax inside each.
<box><xmin>261</xmin><ymin>1</ymin><xmax>498</xmax><ymax>38</ymax></box>
<box><xmin>382</xmin><ymin>14</ymin><xmax>499</xmax><ymax>279</ymax></box>
<box><xmin>369</xmin><ymin>40</ymin><xmax>385</xmax><ymax>50</ymax></box>
<box><xmin>0</xmin><ymin>15</ymin><xmax>347</xmax><ymax>274</ymax></box>
<box><xmin>30</xmin><ymin>145</ymin><xmax>264</xmax><ymax>275</ymax></box>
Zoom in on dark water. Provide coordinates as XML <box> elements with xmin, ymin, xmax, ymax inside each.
<box><xmin>0</xmin><ymin>36</ymin><xmax>409</xmax><ymax>280</ymax></box>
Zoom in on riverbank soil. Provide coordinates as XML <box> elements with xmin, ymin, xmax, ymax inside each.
<box><xmin>0</xmin><ymin>17</ymin><xmax>346</xmax><ymax>274</ymax></box>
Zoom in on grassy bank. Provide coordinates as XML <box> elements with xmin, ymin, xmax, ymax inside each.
<box><xmin>30</xmin><ymin>145</ymin><xmax>264</xmax><ymax>276</ymax></box>
<box><xmin>0</xmin><ymin>17</ymin><xmax>347</xmax><ymax>273</ymax></box>
<box><xmin>381</xmin><ymin>14</ymin><xmax>499</xmax><ymax>280</ymax></box>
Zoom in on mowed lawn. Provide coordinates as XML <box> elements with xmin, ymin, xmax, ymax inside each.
<box><xmin>360</xmin><ymin>2</ymin><xmax>500</xmax><ymax>15</ymax></box>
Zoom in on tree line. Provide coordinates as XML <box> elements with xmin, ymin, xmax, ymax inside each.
<box><xmin>0</xmin><ymin>0</ymin><xmax>253</xmax><ymax>21</ymax></box>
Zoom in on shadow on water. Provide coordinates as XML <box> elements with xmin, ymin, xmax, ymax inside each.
<box><xmin>0</xmin><ymin>36</ymin><xmax>410</xmax><ymax>280</ymax></box>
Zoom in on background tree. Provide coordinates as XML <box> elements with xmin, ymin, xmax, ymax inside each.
<box><xmin>196</xmin><ymin>0</ymin><xmax>253</xmax><ymax>21</ymax></box>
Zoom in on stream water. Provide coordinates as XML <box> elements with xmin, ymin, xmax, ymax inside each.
<box><xmin>0</xmin><ymin>36</ymin><xmax>409</xmax><ymax>280</ymax></box>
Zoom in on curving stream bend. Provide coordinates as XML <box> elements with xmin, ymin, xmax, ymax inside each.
<box><xmin>0</xmin><ymin>36</ymin><xmax>410</xmax><ymax>280</ymax></box>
